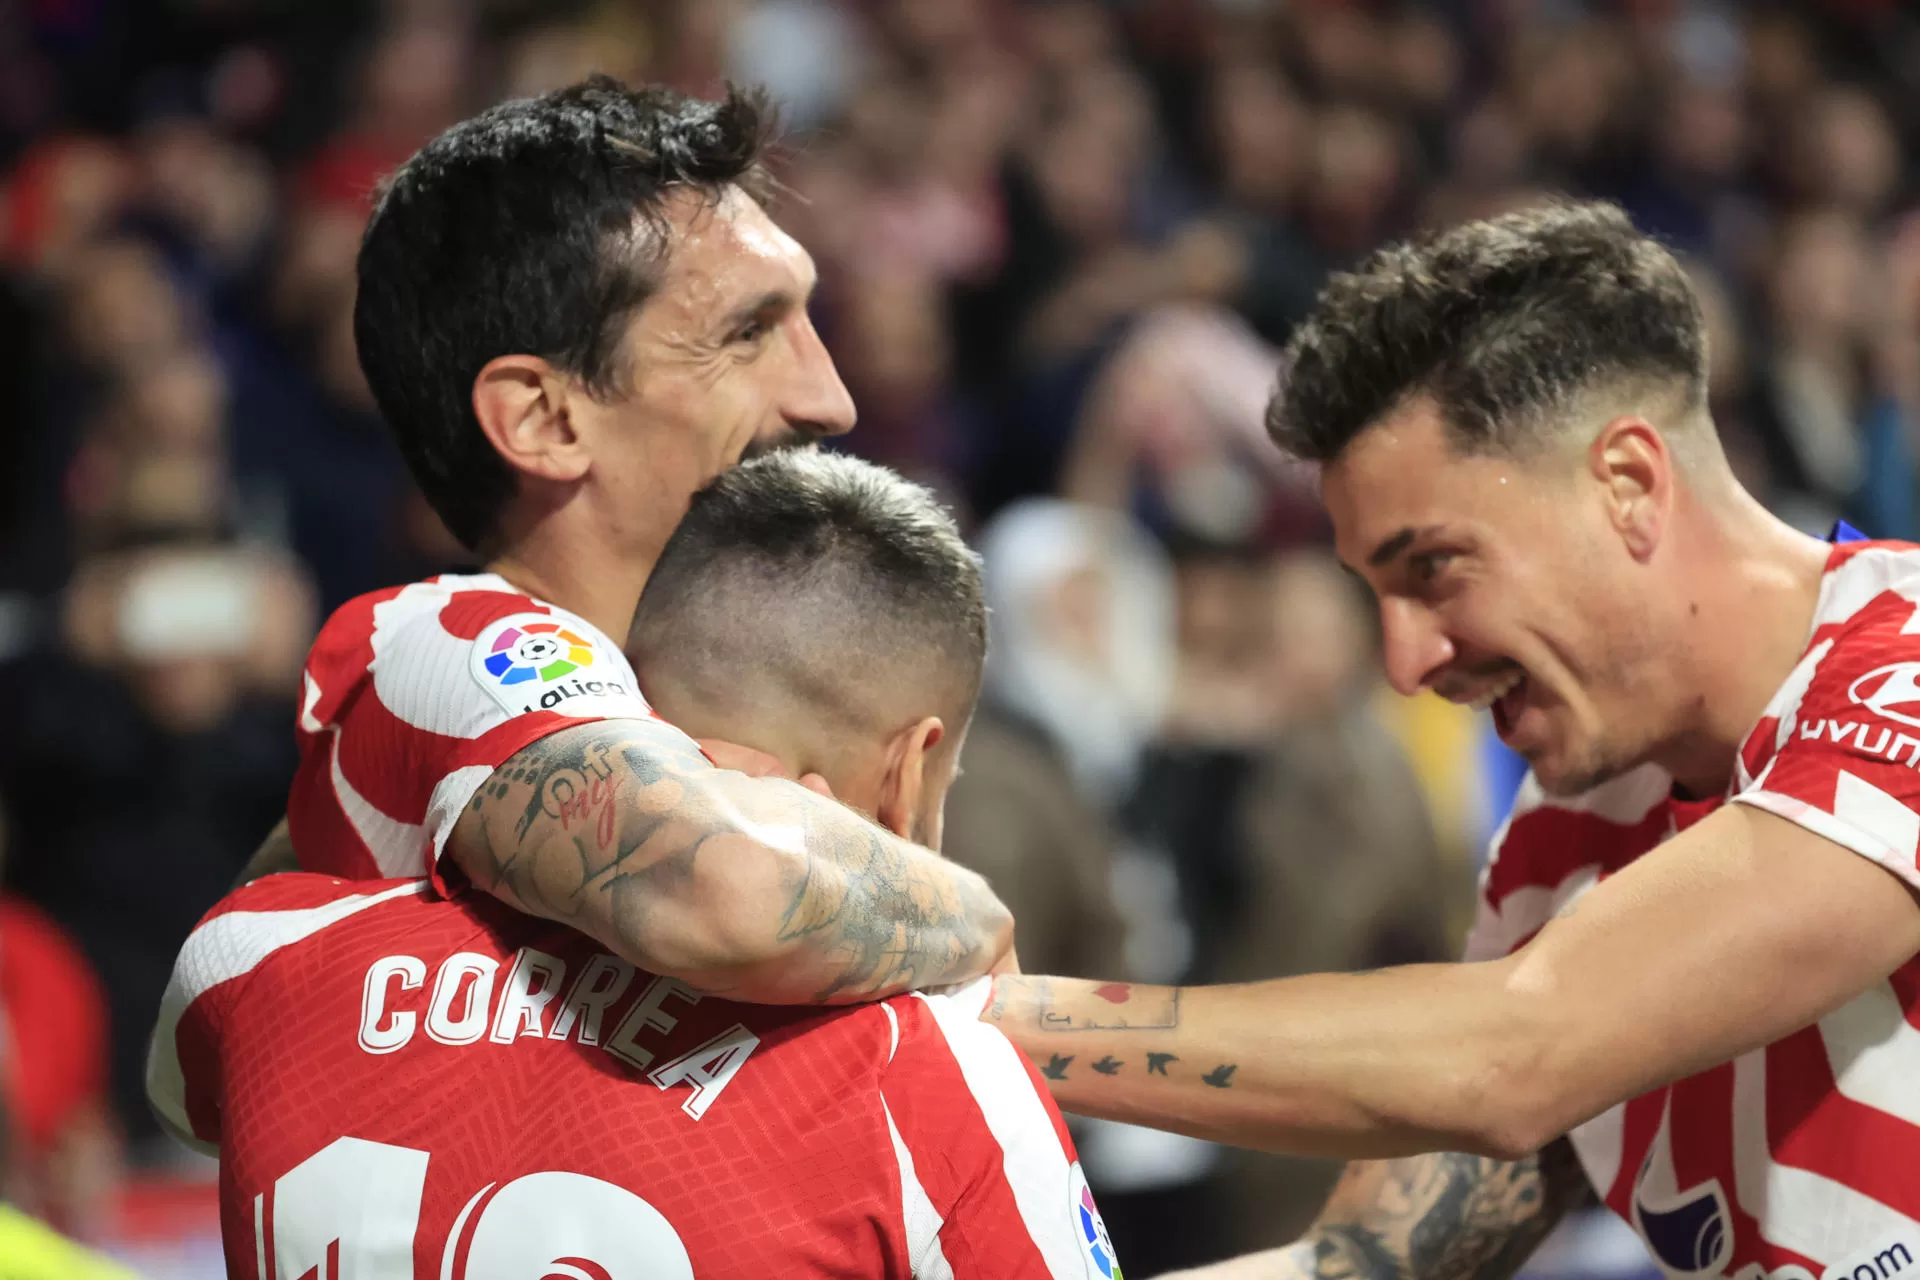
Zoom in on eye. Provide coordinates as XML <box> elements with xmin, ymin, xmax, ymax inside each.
<box><xmin>1408</xmin><ymin>550</ymin><xmax>1455</xmax><ymax>584</ymax></box>
<box><xmin>732</xmin><ymin>318</ymin><xmax>770</xmax><ymax>344</ymax></box>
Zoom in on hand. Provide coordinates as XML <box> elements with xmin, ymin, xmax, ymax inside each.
<box><xmin>695</xmin><ymin>738</ymin><xmax>835</xmax><ymax>799</ymax></box>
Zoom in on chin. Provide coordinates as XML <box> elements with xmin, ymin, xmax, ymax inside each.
<box><xmin>1528</xmin><ymin>744</ymin><xmax>1635</xmax><ymax>797</ymax></box>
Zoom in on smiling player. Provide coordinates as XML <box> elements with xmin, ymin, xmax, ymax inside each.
<box><xmin>987</xmin><ymin>200</ymin><xmax>1920</xmax><ymax>1280</ymax></box>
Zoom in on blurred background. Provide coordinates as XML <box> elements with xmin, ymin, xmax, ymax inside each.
<box><xmin>0</xmin><ymin>0</ymin><xmax>1916</xmax><ymax>1274</ymax></box>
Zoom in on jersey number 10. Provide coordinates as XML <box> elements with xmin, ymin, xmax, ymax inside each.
<box><xmin>257</xmin><ymin>1136</ymin><xmax>693</xmax><ymax>1279</ymax></box>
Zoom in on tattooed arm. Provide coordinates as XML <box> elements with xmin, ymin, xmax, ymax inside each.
<box><xmin>989</xmin><ymin>806</ymin><xmax>1920</xmax><ymax>1159</ymax></box>
<box><xmin>446</xmin><ymin>718</ymin><xmax>1014</xmax><ymax>1004</ymax></box>
<box><xmin>1160</xmin><ymin>1141</ymin><xmax>1591</xmax><ymax>1280</ymax></box>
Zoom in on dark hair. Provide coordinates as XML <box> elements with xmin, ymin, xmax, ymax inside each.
<box><xmin>355</xmin><ymin>76</ymin><xmax>778</xmax><ymax>550</ymax></box>
<box><xmin>632</xmin><ymin>450</ymin><xmax>986</xmax><ymax>722</ymax></box>
<box><xmin>1268</xmin><ymin>200</ymin><xmax>1706</xmax><ymax>461</ymax></box>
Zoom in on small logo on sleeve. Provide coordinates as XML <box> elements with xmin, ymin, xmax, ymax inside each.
<box><xmin>472</xmin><ymin>613</ymin><xmax>640</xmax><ymax>715</ymax></box>
<box><xmin>1849</xmin><ymin>663</ymin><xmax>1920</xmax><ymax>729</ymax></box>
<box><xmin>1068</xmin><ymin>1162</ymin><xmax>1122</xmax><ymax>1279</ymax></box>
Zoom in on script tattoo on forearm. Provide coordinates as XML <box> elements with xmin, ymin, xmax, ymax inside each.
<box><xmin>1291</xmin><ymin>1139</ymin><xmax>1591</xmax><ymax>1280</ymax></box>
<box><xmin>461</xmin><ymin>719</ymin><xmax>999</xmax><ymax>998</ymax></box>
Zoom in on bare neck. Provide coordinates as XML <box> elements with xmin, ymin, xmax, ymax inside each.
<box><xmin>1652</xmin><ymin>485</ymin><xmax>1833</xmax><ymax>796</ymax></box>
<box><xmin>485</xmin><ymin>500</ymin><xmax>661</xmax><ymax>642</ymax></box>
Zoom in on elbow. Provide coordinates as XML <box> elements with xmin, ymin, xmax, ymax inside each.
<box><xmin>1449</xmin><ymin>994</ymin><xmax>1584</xmax><ymax>1161</ymax></box>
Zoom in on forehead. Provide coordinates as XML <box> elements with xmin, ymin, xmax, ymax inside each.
<box><xmin>641</xmin><ymin>185</ymin><xmax>813</xmax><ymax>324</ymax></box>
<box><xmin>1319</xmin><ymin>397</ymin><xmax>1531</xmax><ymax>568</ymax></box>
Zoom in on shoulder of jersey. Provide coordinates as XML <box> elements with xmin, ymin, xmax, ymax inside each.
<box><xmin>196</xmin><ymin>872</ymin><xmax>426</xmax><ymax>931</ymax></box>
<box><xmin>1814</xmin><ymin>540</ymin><xmax>1920</xmax><ymax>633</ymax></box>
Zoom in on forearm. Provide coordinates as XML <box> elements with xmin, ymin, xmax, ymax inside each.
<box><xmin>985</xmin><ymin>970</ymin><xmax>1560</xmax><ymax>1160</ymax></box>
<box><xmin>655</xmin><ymin>772</ymin><xmax>1015</xmax><ymax>1001</ymax></box>
<box><xmin>453</xmin><ymin>721</ymin><xmax>1013</xmax><ymax>1004</ymax></box>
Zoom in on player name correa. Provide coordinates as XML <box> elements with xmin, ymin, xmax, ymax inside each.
<box><xmin>357</xmin><ymin>946</ymin><xmax>761</xmax><ymax>1120</ymax></box>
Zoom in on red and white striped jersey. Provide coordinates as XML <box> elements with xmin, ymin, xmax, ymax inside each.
<box><xmin>147</xmin><ymin>873</ymin><xmax>1122</xmax><ymax>1280</ymax></box>
<box><xmin>289</xmin><ymin>573</ymin><xmax>687</xmax><ymax>893</ymax></box>
<box><xmin>1466</xmin><ymin>537</ymin><xmax>1920</xmax><ymax>1280</ymax></box>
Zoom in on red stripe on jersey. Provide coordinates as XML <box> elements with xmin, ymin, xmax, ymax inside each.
<box><xmin>301</xmin><ymin>585</ymin><xmax>407</xmax><ymax>731</ymax></box>
<box><xmin>436</xmin><ymin>589</ymin><xmax>545</xmax><ymax>641</ymax></box>
<box><xmin>1484</xmin><ymin>804</ymin><xmax>1666</xmax><ymax>911</ymax></box>
<box><xmin>882</xmin><ymin>997</ymin><xmax>1056</xmax><ymax>1278</ymax></box>
<box><xmin>333</xmin><ymin>679</ymin><xmax>462</xmax><ymax>828</ymax></box>
<box><xmin>1605</xmin><ymin>1091</ymin><xmax>1670</xmax><ymax>1211</ymax></box>
<box><xmin>1767</xmin><ymin>1026</ymin><xmax>1920</xmax><ymax>1220</ymax></box>
<box><xmin>175</xmin><ymin>990</ymin><xmax>225</xmax><ymax>1145</ymax></box>
<box><xmin>289</xmin><ymin>735</ymin><xmax>380</xmax><ymax>880</ymax></box>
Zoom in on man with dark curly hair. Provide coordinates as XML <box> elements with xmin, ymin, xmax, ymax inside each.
<box><xmin>988</xmin><ymin>200</ymin><xmax>1920</xmax><ymax>1280</ymax></box>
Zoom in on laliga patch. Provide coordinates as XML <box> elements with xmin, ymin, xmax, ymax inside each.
<box><xmin>1068</xmin><ymin>1161</ymin><xmax>1122</xmax><ymax>1280</ymax></box>
<box><xmin>471</xmin><ymin>612</ymin><xmax>638</xmax><ymax>715</ymax></box>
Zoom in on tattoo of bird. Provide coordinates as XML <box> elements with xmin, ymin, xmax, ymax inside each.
<box><xmin>1041</xmin><ymin>1054</ymin><xmax>1074</xmax><ymax>1080</ymax></box>
<box><xmin>1201</xmin><ymin>1063</ymin><xmax>1238</xmax><ymax>1088</ymax></box>
<box><xmin>1146</xmin><ymin>1052</ymin><xmax>1176</xmax><ymax>1075</ymax></box>
<box><xmin>1092</xmin><ymin>1055</ymin><xmax>1123</xmax><ymax>1075</ymax></box>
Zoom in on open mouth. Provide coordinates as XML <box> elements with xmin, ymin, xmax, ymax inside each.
<box><xmin>1463</xmin><ymin>669</ymin><xmax>1528</xmax><ymax>738</ymax></box>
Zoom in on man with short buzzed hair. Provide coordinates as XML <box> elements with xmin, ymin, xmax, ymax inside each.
<box><xmin>630</xmin><ymin>451</ymin><xmax>986</xmax><ymax>852</ymax></box>
<box><xmin>151</xmin><ymin>452</ymin><xmax>1118</xmax><ymax>1279</ymax></box>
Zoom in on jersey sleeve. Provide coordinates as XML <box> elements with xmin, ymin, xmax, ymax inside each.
<box><xmin>1731</xmin><ymin>609</ymin><xmax>1920</xmax><ymax>893</ymax></box>
<box><xmin>879</xmin><ymin>980</ymin><xmax>1119</xmax><ymax>1280</ymax></box>
<box><xmin>146</xmin><ymin>874</ymin><xmax>431</xmax><ymax>1157</ymax></box>
<box><xmin>293</xmin><ymin>579</ymin><xmax>687</xmax><ymax>889</ymax></box>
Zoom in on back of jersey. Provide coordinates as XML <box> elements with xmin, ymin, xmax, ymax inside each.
<box><xmin>148</xmin><ymin>874</ymin><xmax>1117</xmax><ymax>1280</ymax></box>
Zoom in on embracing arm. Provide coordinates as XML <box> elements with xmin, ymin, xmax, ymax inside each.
<box><xmin>1163</xmin><ymin>1140</ymin><xmax>1590</xmax><ymax>1280</ymax></box>
<box><xmin>448</xmin><ymin>718</ymin><xmax>1014</xmax><ymax>1004</ymax></box>
<box><xmin>987</xmin><ymin>803</ymin><xmax>1920</xmax><ymax>1158</ymax></box>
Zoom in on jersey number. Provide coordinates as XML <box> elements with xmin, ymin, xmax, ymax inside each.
<box><xmin>258</xmin><ymin>1136</ymin><xmax>693</xmax><ymax>1279</ymax></box>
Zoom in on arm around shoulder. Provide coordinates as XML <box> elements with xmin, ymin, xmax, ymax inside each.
<box><xmin>447</xmin><ymin>717</ymin><xmax>1014</xmax><ymax>1004</ymax></box>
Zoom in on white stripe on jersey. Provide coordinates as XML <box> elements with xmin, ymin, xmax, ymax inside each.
<box><xmin>1819</xmin><ymin>979</ymin><xmax>1920</xmax><ymax>1128</ymax></box>
<box><xmin>427</xmin><ymin>763</ymin><xmax>496</xmax><ymax>866</ymax></box>
<box><xmin>146</xmin><ymin>881</ymin><xmax>430</xmax><ymax>1150</ymax></box>
<box><xmin>1730</xmin><ymin>1047</ymin><xmax>1918</xmax><ymax>1262</ymax></box>
<box><xmin>328</xmin><ymin>728</ymin><xmax>428</xmax><ymax>876</ymax></box>
<box><xmin>914</xmin><ymin>990</ymin><xmax>1084</xmax><ymax>1278</ymax></box>
<box><xmin>367</xmin><ymin>574</ymin><xmax>512</xmax><ymax>737</ymax></box>
<box><xmin>886</xmin><ymin>1099</ymin><xmax>955</xmax><ymax>1280</ymax></box>
<box><xmin>1810</xmin><ymin>547</ymin><xmax>1920</xmax><ymax>636</ymax></box>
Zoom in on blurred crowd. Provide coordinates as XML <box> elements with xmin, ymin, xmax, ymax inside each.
<box><xmin>1</xmin><ymin>0</ymin><xmax>1917</xmax><ymax>1273</ymax></box>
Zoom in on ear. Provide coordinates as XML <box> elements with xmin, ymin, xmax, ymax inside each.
<box><xmin>1587</xmin><ymin>416</ymin><xmax>1673</xmax><ymax>562</ymax></box>
<box><xmin>875</xmin><ymin>716</ymin><xmax>945</xmax><ymax>844</ymax></box>
<box><xmin>472</xmin><ymin>354</ymin><xmax>591</xmax><ymax>483</ymax></box>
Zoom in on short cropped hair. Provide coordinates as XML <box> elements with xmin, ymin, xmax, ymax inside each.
<box><xmin>356</xmin><ymin>76</ymin><xmax>778</xmax><ymax>550</ymax></box>
<box><xmin>631</xmin><ymin>451</ymin><xmax>986</xmax><ymax>733</ymax></box>
<box><xmin>1268</xmin><ymin>200</ymin><xmax>1706</xmax><ymax>461</ymax></box>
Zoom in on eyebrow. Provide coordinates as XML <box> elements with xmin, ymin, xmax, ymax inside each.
<box><xmin>1367</xmin><ymin>526</ymin><xmax>1436</xmax><ymax>567</ymax></box>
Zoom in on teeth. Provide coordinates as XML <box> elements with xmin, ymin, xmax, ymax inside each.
<box><xmin>1463</xmin><ymin>671</ymin><xmax>1523</xmax><ymax>712</ymax></box>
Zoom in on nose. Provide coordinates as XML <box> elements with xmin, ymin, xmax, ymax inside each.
<box><xmin>782</xmin><ymin>309</ymin><xmax>857</xmax><ymax>438</ymax></box>
<box><xmin>1378</xmin><ymin>596</ymin><xmax>1456</xmax><ymax>698</ymax></box>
